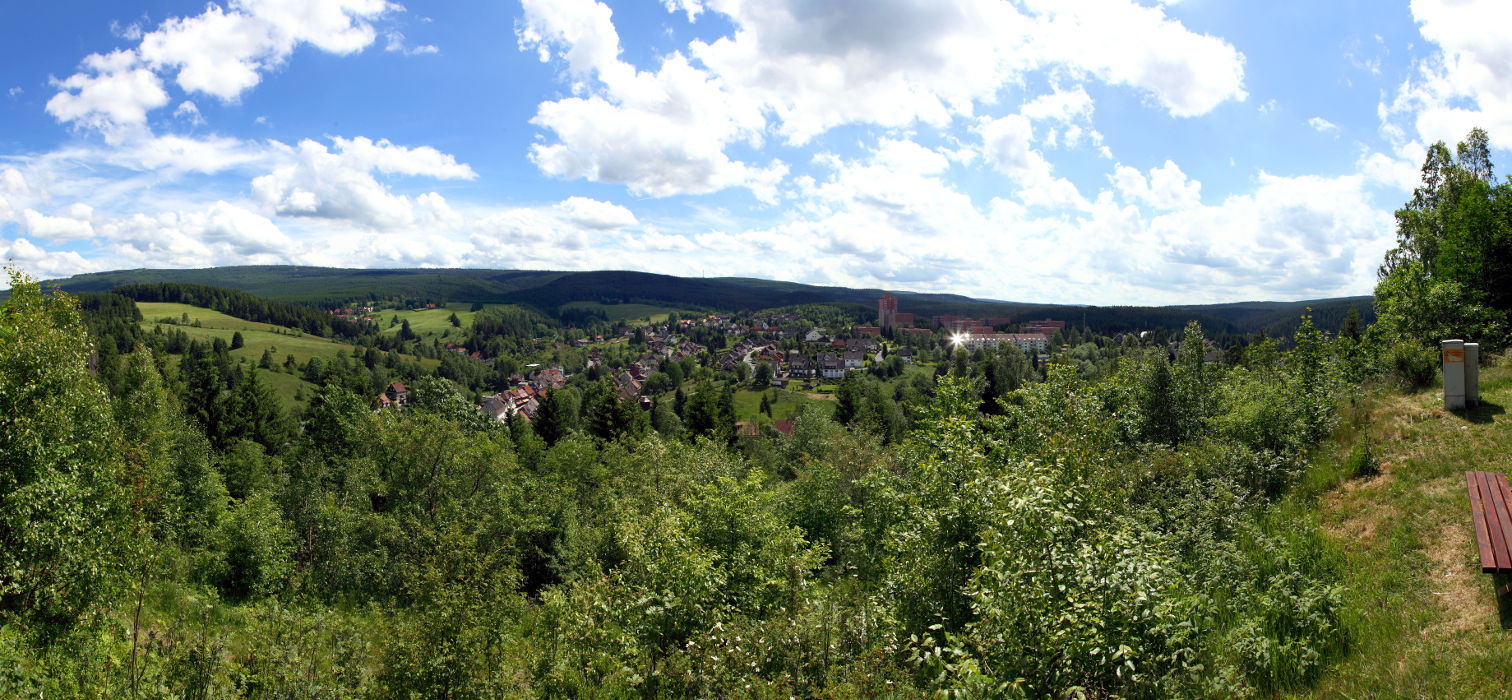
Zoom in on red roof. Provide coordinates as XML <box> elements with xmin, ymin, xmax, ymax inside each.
<box><xmin>772</xmin><ymin>420</ymin><xmax>795</xmax><ymax>436</ymax></box>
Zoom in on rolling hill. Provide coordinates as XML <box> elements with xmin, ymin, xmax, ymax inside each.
<box><xmin>39</xmin><ymin>265</ymin><xmax>1375</xmax><ymax>336</ymax></box>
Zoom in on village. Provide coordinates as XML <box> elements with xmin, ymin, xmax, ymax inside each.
<box><xmin>395</xmin><ymin>292</ymin><xmax>1070</xmax><ymax>429</ymax></box>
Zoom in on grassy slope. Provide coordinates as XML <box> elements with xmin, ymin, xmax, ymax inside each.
<box><xmin>139</xmin><ymin>301</ymin><xmax>438</xmax><ymax>369</ymax></box>
<box><xmin>558</xmin><ymin>301</ymin><xmax>697</xmax><ymax>324</ymax></box>
<box><xmin>733</xmin><ymin>387</ymin><xmax>837</xmax><ymax>423</ymax></box>
<box><xmin>377</xmin><ymin>304</ymin><xmax>478</xmax><ymax>339</ymax></box>
<box><xmin>1295</xmin><ymin>359</ymin><xmax>1512</xmax><ymax>696</ymax></box>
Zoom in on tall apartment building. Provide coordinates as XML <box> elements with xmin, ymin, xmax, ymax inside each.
<box><xmin>878</xmin><ymin>292</ymin><xmax>898</xmax><ymax>330</ymax></box>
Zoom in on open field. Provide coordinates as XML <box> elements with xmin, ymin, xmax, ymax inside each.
<box><xmin>377</xmin><ymin>303</ymin><xmax>479</xmax><ymax>339</ymax></box>
<box><xmin>259</xmin><ymin>369</ymin><xmax>320</xmax><ymax>412</ymax></box>
<box><xmin>139</xmin><ymin>302</ymin><xmax>438</xmax><ymax>369</ymax></box>
<box><xmin>733</xmin><ymin>386</ymin><xmax>836</xmax><ymax>423</ymax></box>
<box><xmin>558</xmin><ymin>301</ymin><xmax>698</xmax><ymax>324</ymax></box>
<box><xmin>1284</xmin><ymin>357</ymin><xmax>1512</xmax><ymax>696</ymax></box>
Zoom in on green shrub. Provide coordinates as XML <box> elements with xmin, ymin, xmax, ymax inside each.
<box><xmin>1388</xmin><ymin>342</ymin><xmax>1437</xmax><ymax>390</ymax></box>
<box><xmin>1346</xmin><ymin>435</ymin><xmax>1378</xmax><ymax>478</ymax></box>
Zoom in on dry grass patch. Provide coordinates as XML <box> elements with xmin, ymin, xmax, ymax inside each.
<box><xmin>1422</xmin><ymin>521</ymin><xmax>1484</xmax><ymax>638</ymax></box>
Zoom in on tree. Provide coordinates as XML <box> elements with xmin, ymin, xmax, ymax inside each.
<box><xmin>533</xmin><ymin>386</ymin><xmax>581</xmax><ymax>446</ymax></box>
<box><xmin>1374</xmin><ymin>127</ymin><xmax>1511</xmax><ymax>348</ymax></box>
<box><xmin>0</xmin><ymin>268</ymin><xmax>134</xmax><ymax>633</ymax></box>
<box><xmin>1340</xmin><ymin>306</ymin><xmax>1362</xmax><ymax>343</ymax></box>
<box><xmin>753</xmin><ymin>361</ymin><xmax>773</xmax><ymax>388</ymax></box>
<box><xmin>449</xmin><ymin>312</ymin><xmax>461</xmax><ymax>328</ymax></box>
<box><xmin>400</xmin><ymin>319</ymin><xmax>417</xmax><ymax>341</ymax></box>
<box><xmin>226</xmin><ymin>370</ymin><xmax>294</xmax><ymax>453</ymax></box>
<box><xmin>583</xmin><ymin>379</ymin><xmax>645</xmax><ymax>442</ymax></box>
<box><xmin>259</xmin><ymin>347</ymin><xmax>275</xmax><ymax>369</ymax></box>
<box><xmin>231</xmin><ymin>330</ymin><xmax>245</xmax><ymax>350</ymax></box>
<box><xmin>682</xmin><ymin>381</ymin><xmax>734</xmax><ymax>444</ymax></box>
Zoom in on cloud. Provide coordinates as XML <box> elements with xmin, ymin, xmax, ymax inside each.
<box><xmin>980</xmin><ymin>114</ymin><xmax>1089</xmax><ymax>210</ymax></box>
<box><xmin>0</xmin><ymin>238</ymin><xmax>96</xmax><ymax>283</ymax></box>
<box><xmin>250</xmin><ymin>137</ymin><xmax>475</xmax><ymax>229</ymax></box>
<box><xmin>554</xmin><ymin>196</ymin><xmax>638</xmax><ymax>230</ymax></box>
<box><xmin>1021</xmin><ymin>85</ymin><xmax>1095</xmax><ymax>125</ymax></box>
<box><xmin>138</xmin><ymin>0</ymin><xmax>387</xmax><ymax>100</ymax></box>
<box><xmin>47</xmin><ymin>0</ymin><xmax>390</xmax><ymax>135</ymax></box>
<box><xmin>21</xmin><ymin>207</ymin><xmax>95</xmax><ymax>241</ymax></box>
<box><xmin>1308</xmin><ymin>116</ymin><xmax>1339</xmax><ymax>135</ymax></box>
<box><xmin>174</xmin><ymin>100</ymin><xmax>205</xmax><ymax>125</ymax></box>
<box><xmin>1384</xmin><ymin>0</ymin><xmax>1512</xmax><ymax>147</ymax></box>
<box><xmin>45</xmin><ymin>50</ymin><xmax>170</xmax><ymax>138</ymax></box>
<box><xmin>519</xmin><ymin>0</ymin><xmax>1242</xmax><ymax>200</ymax></box>
<box><xmin>520</xmin><ymin>0</ymin><xmax>781</xmax><ymax>200</ymax></box>
<box><xmin>1022</xmin><ymin>0</ymin><xmax>1247</xmax><ymax>118</ymax></box>
<box><xmin>1112</xmin><ymin>160</ymin><xmax>1201</xmax><ymax>210</ymax></box>
<box><xmin>385</xmin><ymin>31</ymin><xmax>438</xmax><ymax>55</ymax></box>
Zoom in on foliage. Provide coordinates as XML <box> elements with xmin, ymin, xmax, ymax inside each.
<box><xmin>0</xmin><ymin>268</ymin><xmax>135</xmax><ymax>635</ymax></box>
<box><xmin>3</xmin><ymin>264</ymin><xmax>1368</xmax><ymax>697</ymax></box>
<box><xmin>1373</xmin><ymin>128</ymin><xmax>1512</xmax><ymax>350</ymax></box>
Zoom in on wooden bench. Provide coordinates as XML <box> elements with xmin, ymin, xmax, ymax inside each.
<box><xmin>1466</xmin><ymin>470</ymin><xmax>1512</xmax><ymax>595</ymax></box>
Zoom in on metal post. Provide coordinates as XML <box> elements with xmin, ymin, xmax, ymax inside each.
<box><xmin>1443</xmin><ymin>339</ymin><xmax>1466</xmax><ymax>410</ymax></box>
<box><xmin>1465</xmin><ymin>342</ymin><xmax>1480</xmax><ymax>407</ymax></box>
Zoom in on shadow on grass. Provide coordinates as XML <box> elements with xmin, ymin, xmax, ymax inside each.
<box><xmin>1453</xmin><ymin>399</ymin><xmax>1506</xmax><ymax>425</ymax></box>
<box><xmin>1497</xmin><ymin>574</ymin><xmax>1512</xmax><ymax>629</ymax></box>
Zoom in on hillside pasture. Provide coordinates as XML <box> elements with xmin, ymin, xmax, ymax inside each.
<box><xmin>733</xmin><ymin>386</ymin><xmax>837</xmax><ymax>423</ymax></box>
<box><xmin>558</xmin><ymin>301</ymin><xmax>697</xmax><ymax>324</ymax></box>
<box><xmin>378</xmin><ymin>304</ymin><xmax>479</xmax><ymax>339</ymax></box>
<box><xmin>139</xmin><ymin>302</ymin><xmax>438</xmax><ymax>369</ymax></box>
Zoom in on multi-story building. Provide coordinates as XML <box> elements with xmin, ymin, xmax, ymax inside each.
<box><xmin>959</xmin><ymin>332</ymin><xmax>1051</xmax><ymax>354</ymax></box>
<box><xmin>878</xmin><ymin>292</ymin><xmax>898</xmax><ymax>330</ymax></box>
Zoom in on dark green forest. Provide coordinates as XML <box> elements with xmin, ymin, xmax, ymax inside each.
<box><xmin>0</xmin><ymin>128</ymin><xmax>1507</xmax><ymax>697</ymax></box>
<box><xmin>36</xmin><ymin>262</ymin><xmax>1371</xmax><ymax>339</ymax></box>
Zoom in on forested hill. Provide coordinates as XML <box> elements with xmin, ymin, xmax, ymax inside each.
<box><xmin>38</xmin><ymin>265</ymin><xmax>1373</xmax><ymax>335</ymax></box>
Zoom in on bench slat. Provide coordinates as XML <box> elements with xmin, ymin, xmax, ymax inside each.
<box><xmin>1468</xmin><ymin>471</ymin><xmax>1496</xmax><ymax>573</ymax></box>
<box><xmin>1495</xmin><ymin>472</ymin><xmax>1512</xmax><ymax>573</ymax></box>
<box><xmin>1477</xmin><ymin>471</ymin><xmax>1512</xmax><ymax>573</ymax></box>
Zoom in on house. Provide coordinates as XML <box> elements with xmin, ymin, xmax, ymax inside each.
<box><xmin>735</xmin><ymin>421</ymin><xmax>760</xmax><ymax>438</ymax></box>
<box><xmin>480</xmin><ymin>394</ymin><xmax>511</xmax><ymax>423</ymax></box>
<box><xmin>787</xmin><ymin>352</ymin><xmax>813</xmax><ymax>377</ymax></box>
<box><xmin>899</xmin><ymin>327</ymin><xmax>933</xmax><ymax>339</ymax></box>
<box><xmin>852</xmin><ymin>337</ymin><xmax>880</xmax><ymax>353</ymax></box>
<box><xmin>376</xmin><ymin>393</ymin><xmax>393</xmax><ymax>410</ymax></box>
<box><xmin>818</xmin><ymin>353</ymin><xmax>844</xmax><ymax>379</ymax></box>
<box><xmin>804</xmin><ymin>328</ymin><xmax>827</xmax><ymax>343</ymax></box>
<box><xmin>772</xmin><ymin>420</ymin><xmax>796</xmax><ymax>436</ymax></box>
<box><xmin>386</xmin><ymin>381</ymin><xmax>408</xmax><ymax>409</ymax></box>
<box><xmin>895</xmin><ymin>346</ymin><xmax>915</xmax><ymax>363</ymax></box>
<box><xmin>843</xmin><ymin>350</ymin><xmax>866</xmax><ymax>370</ymax></box>
<box><xmin>855</xmin><ymin>325</ymin><xmax>881</xmax><ymax>337</ymax></box>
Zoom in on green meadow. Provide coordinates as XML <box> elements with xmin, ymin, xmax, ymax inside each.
<box><xmin>139</xmin><ymin>302</ymin><xmax>438</xmax><ymax>369</ymax></box>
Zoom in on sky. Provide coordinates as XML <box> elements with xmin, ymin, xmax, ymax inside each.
<box><xmin>1</xmin><ymin>0</ymin><xmax>1510</xmax><ymax>304</ymax></box>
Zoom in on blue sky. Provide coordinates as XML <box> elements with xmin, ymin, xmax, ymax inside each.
<box><xmin>2</xmin><ymin>0</ymin><xmax>1509</xmax><ymax>304</ymax></box>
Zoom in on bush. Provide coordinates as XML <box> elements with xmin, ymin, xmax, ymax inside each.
<box><xmin>1388</xmin><ymin>342</ymin><xmax>1437</xmax><ymax>390</ymax></box>
<box><xmin>1346</xmin><ymin>436</ymin><xmax>1378</xmax><ymax>478</ymax></box>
